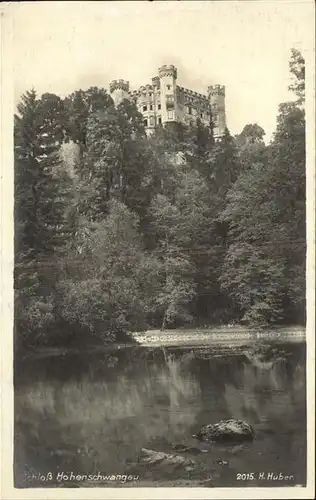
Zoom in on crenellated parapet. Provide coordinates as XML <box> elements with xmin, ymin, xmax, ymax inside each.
<box><xmin>158</xmin><ymin>65</ymin><xmax>177</xmax><ymax>79</ymax></box>
<box><xmin>178</xmin><ymin>87</ymin><xmax>209</xmax><ymax>110</ymax></box>
<box><xmin>109</xmin><ymin>79</ymin><xmax>130</xmax><ymax>93</ymax></box>
<box><xmin>178</xmin><ymin>86</ymin><xmax>208</xmax><ymax>101</ymax></box>
<box><xmin>152</xmin><ymin>76</ymin><xmax>160</xmax><ymax>88</ymax></box>
<box><xmin>138</xmin><ymin>84</ymin><xmax>155</xmax><ymax>94</ymax></box>
<box><xmin>207</xmin><ymin>84</ymin><xmax>225</xmax><ymax>97</ymax></box>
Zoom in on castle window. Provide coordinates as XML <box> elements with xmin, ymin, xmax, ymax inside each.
<box><xmin>150</xmin><ymin>104</ymin><xmax>153</xmax><ymax>110</ymax></box>
<box><xmin>200</xmin><ymin>113</ymin><xmax>203</xmax><ymax>118</ymax></box>
<box><xmin>166</xmin><ymin>96</ymin><xmax>174</xmax><ymax>110</ymax></box>
<box><xmin>166</xmin><ymin>85</ymin><xmax>171</xmax><ymax>90</ymax></box>
<box><xmin>158</xmin><ymin>104</ymin><xmax>161</xmax><ymax>110</ymax></box>
<box><xmin>144</xmin><ymin>119</ymin><xmax>148</xmax><ymax>127</ymax></box>
<box><xmin>188</xmin><ymin>106</ymin><xmax>192</xmax><ymax>115</ymax></box>
<box><xmin>149</xmin><ymin>116</ymin><xmax>154</xmax><ymax>126</ymax></box>
<box><xmin>158</xmin><ymin>117</ymin><xmax>162</xmax><ymax>125</ymax></box>
<box><xmin>143</xmin><ymin>105</ymin><xmax>147</xmax><ymax>112</ymax></box>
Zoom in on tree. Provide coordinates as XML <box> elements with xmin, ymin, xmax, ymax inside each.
<box><xmin>147</xmin><ymin>194</ymin><xmax>196</xmax><ymax>329</ymax></box>
<box><xmin>269</xmin><ymin>101</ymin><xmax>305</xmax><ymax>321</ymax></box>
<box><xmin>236</xmin><ymin>124</ymin><xmax>265</xmax><ymax>145</ymax></box>
<box><xmin>145</xmin><ymin>123</ymin><xmax>238</xmax><ymax>325</ymax></box>
<box><xmin>64</xmin><ymin>87</ymin><xmax>113</xmax><ymax>156</ymax></box>
<box><xmin>181</xmin><ymin>119</ymin><xmax>215</xmax><ymax>186</ymax></box>
<box><xmin>235</xmin><ymin>123</ymin><xmax>267</xmax><ymax>172</ymax></box>
<box><xmin>15</xmin><ymin>90</ymin><xmax>71</xmax><ymax>259</ymax></box>
<box><xmin>56</xmin><ymin>200</ymin><xmax>160</xmax><ymax>340</ymax></box>
<box><xmin>74</xmin><ymin>99</ymin><xmax>151</xmax><ymax>222</ymax></box>
<box><xmin>288</xmin><ymin>48</ymin><xmax>305</xmax><ymax>107</ymax></box>
<box><xmin>219</xmin><ymin>50</ymin><xmax>305</xmax><ymax>325</ymax></box>
<box><xmin>40</xmin><ymin>92</ymin><xmax>67</xmax><ymax>146</ymax></box>
<box><xmin>209</xmin><ymin>128</ymin><xmax>240</xmax><ymax>199</ymax></box>
<box><xmin>220</xmin><ymin>243</ymin><xmax>285</xmax><ymax>324</ymax></box>
<box><xmin>14</xmin><ymin>90</ymin><xmax>73</xmax><ymax>347</ymax></box>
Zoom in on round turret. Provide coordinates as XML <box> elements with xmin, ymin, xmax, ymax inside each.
<box><xmin>109</xmin><ymin>79</ymin><xmax>130</xmax><ymax>107</ymax></box>
<box><xmin>207</xmin><ymin>84</ymin><xmax>225</xmax><ymax>97</ymax></box>
<box><xmin>109</xmin><ymin>79</ymin><xmax>130</xmax><ymax>94</ymax></box>
<box><xmin>158</xmin><ymin>65</ymin><xmax>177</xmax><ymax>79</ymax></box>
<box><xmin>207</xmin><ymin>85</ymin><xmax>226</xmax><ymax>138</ymax></box>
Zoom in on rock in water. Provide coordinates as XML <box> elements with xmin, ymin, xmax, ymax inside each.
<box><xmin>138</xmin><ymin>448</ymin><xmax>195</xmax><ymax>470</ymax></box>
<box><xmin>131</xmin><ymin>448</ymin><xmax>210</xmax><ymax>483</ymax></box>
<box><xmin>194</xmin><ymin>419</ymin><xmax>254</xmax><ymax>443</ymax></box>
<box><xmin>172</xmin><ymin>444</ymin><xmax>208</xmax><ymax>454</ymax></box>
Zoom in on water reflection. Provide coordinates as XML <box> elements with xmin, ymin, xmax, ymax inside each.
<box><xmin>224</xmin><ymin>355</ymin><xmax>305</xmax><ymax>431</ymax></box>
<box><xmin>15</xmin><ymin>342</ymin><xmax>306</xmax><ymax>487</ymax></box>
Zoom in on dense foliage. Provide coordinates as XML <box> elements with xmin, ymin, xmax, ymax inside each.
<box><xmin>14</xmin><ymin>49</ymin><xmax>305</xmax><ymax>349</ymax></box>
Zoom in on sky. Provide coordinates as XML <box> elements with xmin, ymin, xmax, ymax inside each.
<box><xmin>13</xmin><ymin>0</ymin><xmax>314</xmax><ymax>140</ymax></box>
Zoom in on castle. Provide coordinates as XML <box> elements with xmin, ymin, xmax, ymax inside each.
<box><xmin>109</xmin><ymin>65</ymin><xmax>226</xmax><ymax>138</ymax></box>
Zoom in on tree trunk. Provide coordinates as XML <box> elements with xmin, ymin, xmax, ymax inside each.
<box><xmin>161</xmin><ymin>313</ymin><xmax>167</xmax><ymax>330</ymax></box>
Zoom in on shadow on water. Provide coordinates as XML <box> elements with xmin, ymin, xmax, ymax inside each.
<box><xmin>14</xmin><ymin>341</ymin><xmax>306</xmax><ymax>487</ymax></box>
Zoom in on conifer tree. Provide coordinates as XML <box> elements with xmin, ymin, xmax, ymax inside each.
<box><xmin>14</xmin><ymin>90</ymin><xmax>73</xmax><ymax>344</ymax></box>
<box><xmin>15</xmin><ymin>90</ymin><xmax>71</xmax><ymax>259</ymax></box>
<box><xmin>209</xmin><ymin>128</ymin><xmax>240</xmax><ymax>200</ymax></box>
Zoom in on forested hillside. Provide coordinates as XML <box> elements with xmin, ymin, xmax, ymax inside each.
<box><xmin>14</xmin><ymin>49</ymin><xmax>306</xmax><ymax>350</ymax></box>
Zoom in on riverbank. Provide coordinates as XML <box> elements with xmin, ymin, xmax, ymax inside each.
<box><xmin>132</xmin><ymin>325</ymin><xmax>305</xmax><ymax>347</ymax></box>
<box><xmin>16</xmin><ymin>325</ymin><xmax>305</xmax><ymax>360</ymax></box>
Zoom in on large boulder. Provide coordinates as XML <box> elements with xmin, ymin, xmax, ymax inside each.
<box><xmin>193</xmin><ymin>419</ymin><xmax>255</xmax><ymax>443</ymax></box>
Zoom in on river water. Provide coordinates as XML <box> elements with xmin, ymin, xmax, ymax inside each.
<box><xmin>14</xmin><ymin>340</ymin><xmax>306</xmax><ymax>488</ymax></box>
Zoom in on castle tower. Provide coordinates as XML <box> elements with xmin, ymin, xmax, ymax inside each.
<box><xmin>158</xmin><ymin>65</ymin><xmax>178</xmax><ymax>125</ymax></box>
<box><xmin>109</xmin><ymin>79</ymin><xmax>130</xmax><ymax>106</ymax></box>
<box><xmin>207</xmin><ymin>85</ymin><xmax>226</xmax><ymax>138</ymax></box>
